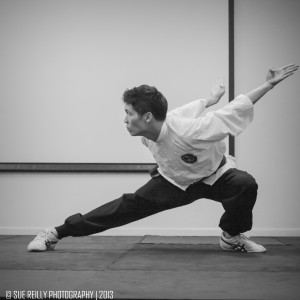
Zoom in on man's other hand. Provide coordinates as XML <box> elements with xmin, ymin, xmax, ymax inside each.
<box><xmin>266</xmin><ymin>63</ymin><xmax>299</xmax><ymax>87</ymax></box>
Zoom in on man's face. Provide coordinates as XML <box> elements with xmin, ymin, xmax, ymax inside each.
<box><xmin>124</xmin><ymin>103</ymin><xmax>147</xmax><ymax>136</ymax></box>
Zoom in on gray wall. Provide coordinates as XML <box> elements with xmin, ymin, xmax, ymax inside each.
<box><xmin>235</xmin><ymin>0</ymin><xmax>300</xmax><ymax>235</ymax></box>
<box><xmin>0</xmin><ymin>0</ymin><xmax>228</xmax><ymax>163</ymax></box>
<box><xmin>1</xmin><ymin>0</ymin><xmax>300</xmax><ymax>236</ymax></box>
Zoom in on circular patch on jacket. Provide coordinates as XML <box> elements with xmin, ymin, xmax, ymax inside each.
<box><xmin>181</xmin><ymin>154</ymin><xmax>197</xmax><ymax>164</ymax></box>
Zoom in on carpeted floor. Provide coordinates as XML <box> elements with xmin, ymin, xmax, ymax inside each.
<box><xmin>1</xmin><ymin>235</ymin><xmax>300</xmax><ymax>299</ymax></box>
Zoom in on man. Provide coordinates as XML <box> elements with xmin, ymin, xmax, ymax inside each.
<box><xmin>28</xmin><ymin>64</ymin><xmax>298</xmax><ymax>253</ymax></box>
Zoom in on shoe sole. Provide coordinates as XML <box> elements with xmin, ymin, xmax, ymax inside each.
<box><xmin>27</xmin><ymin>243</ymin><xmax>57</xmax><ymax>252</ymax></box>
<box><xmin>219</xmin><ymin>244</ymin><xmax>267</xmax><ymax>253</ymax></box>
<box><xmin>27</xmin><ymin>248</ymin><xmax>56</xmax><ymax>252</ymax></box>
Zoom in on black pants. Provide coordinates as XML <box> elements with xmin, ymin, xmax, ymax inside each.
<box><xmin>56</xmin><ymin>168</ymin><xmax>258</xmax><ymax>238</ymax></box>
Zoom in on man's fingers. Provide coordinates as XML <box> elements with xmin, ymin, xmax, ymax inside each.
<box><xmin>283</xmin><ymin>63</ymin><xmax>298</xmax><ymax>70</ymax></box>
<box><xmin>283</xmin><ymin>72</ymin><xmax>295</xmax><ymax>80</ymax></box>
<box><xmin>283</xmin><ymin>63</ymin><xmax>296</xmax><ymax>69</ymax></box>
<box><xmin>281</xmin><ymin>67</ymin><xmax>298</xmax><ymax>81</ymax></box>
<box><xmin>283</xmin><ymin>65</ymin><xmax>299</xmax><ymax>75</ymax></box>
<box><xmin>290</xmin><ymin>65</ymin><xmax>299</xmax><ymax>72</ymax></box>
<box><xmin>286</xmin><ymin>65</ymin><xmax>298</xmax><ymax>72</ymax></box>
<box><xmin>219</xmin><ymin>78</ymin><xmax>225</xmax><ymax>87</ymax></box>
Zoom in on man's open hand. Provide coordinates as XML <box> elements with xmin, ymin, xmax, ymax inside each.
<box><xmin>210</xmin><ymin>78</ymin><xmax>225</xmax><ymax>102</ymax></box>
<box><xmin>266</xmin><ymin>63</ymin><xmax>299</xmax><ymax>87</ymax></box>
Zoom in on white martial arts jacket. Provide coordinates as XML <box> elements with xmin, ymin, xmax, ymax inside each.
<box><xmin>141</xmin><ymin>94</ymin><xmax>254</xmax><ymax>190</ymax></box>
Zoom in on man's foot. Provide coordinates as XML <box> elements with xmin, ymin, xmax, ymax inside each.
<box><xmin>27</xmin><ymin>229</ymin><xmax>59</xmax><ymax>252</ymax></box>
<box><xmin>219</xmin><ymin>232</ymin><xmax>266</xmax><ymax>253</ymax></box>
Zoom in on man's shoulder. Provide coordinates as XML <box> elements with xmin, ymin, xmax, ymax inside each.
<box><xmin>166</xmin><ymin>114</ymin><xmax>196</xmax><ymax>133</ymax></box>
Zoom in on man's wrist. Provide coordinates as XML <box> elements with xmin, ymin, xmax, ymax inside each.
<box><xmin>205</xmin><ymin>97</ymin><xmax>218</xmax><ymax>108</ymax></box>
<box><xmin>210</xmin><ymin>95</ymin><xmax>221</xmax><ymax>103</ymax></box>
<box><xmin>266</xmin><ymin>81</ymin><xmax>275</xmax><ymax>89</ymax></box>
<box><xmin>266</xmin><ymin>80</ymin><xmax>276</xmax><ymax>89</ymax></box>
<box><xmin>211</xmin><ymin>96</ymin><xmax>219</xmax><ymax>104</ymax></box>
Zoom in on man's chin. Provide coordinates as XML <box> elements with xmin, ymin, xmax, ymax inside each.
<box><xmin>130</xmin><ymin>132</ymin><xmax>138</xmax><ymax>136</ymax></box>
<box><xmin>128</xmin><ymin>131</ymin><xmax>140</xmax><ymax>137</ymax></box>
<box><xmin>127</xmin><ymin>129</ymin><xmax>135</xmax><ymax>136</ymax></box>
<box><xmin>127</xmin><ymin>128</ymin><xmax>142</xmax><ymax>137</ymax></box>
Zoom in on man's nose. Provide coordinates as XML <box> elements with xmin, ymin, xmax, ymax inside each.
<box><xmin>124</xmin><ymin>117</ymin><xmax>128</xmax><ymax>124</ymax></box>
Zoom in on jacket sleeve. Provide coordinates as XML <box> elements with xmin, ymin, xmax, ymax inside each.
<box><xmin>168</xmin><ymin>99</ymin><xmax>207</xmax><ymax>119</ymax></box>
<box><xmin>169</xmin><ymin>94</ymin><xmax>254</xmax><ymax>141</ymax></box>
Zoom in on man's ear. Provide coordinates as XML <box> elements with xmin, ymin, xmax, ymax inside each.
<box><xmin>144</xmin><ymin>112</ymin><xmax>153</xmax><ymax>123</ymax></box>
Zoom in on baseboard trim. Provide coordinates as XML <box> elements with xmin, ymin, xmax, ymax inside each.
<box><xmin>1</xmin><ymin>226</ymin><xmax>300</xmax><ymax>236</ymax></box>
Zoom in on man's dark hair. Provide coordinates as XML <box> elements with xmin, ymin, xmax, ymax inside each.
<box><xmin>122</xmin><ymin>85</ymin><xmax>168</xmax><ymax>121</ymax></box>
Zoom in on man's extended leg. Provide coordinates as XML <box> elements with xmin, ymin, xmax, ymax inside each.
<box><xmin>55</xmin><ymin>175</ymin><xmax>192</xmax><ymax>238</ymax></box>
<box><xmin>27</xmin><ymin>173</ymin><xmax>206</xmax><ymax>251</ymax></box>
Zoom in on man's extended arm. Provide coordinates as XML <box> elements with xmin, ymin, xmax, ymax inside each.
<box><xmin>171</xmin><ymin>64</ymin><xmax>298</xmax><ymax>142</ymax></box>
<box><xmin>246</xmin><ymin>64</ymin><xmax>299</xmax><ymax>105</ymax></box>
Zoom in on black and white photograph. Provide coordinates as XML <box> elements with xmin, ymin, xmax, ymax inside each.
<box><xmin>0</xmin><ymin>0</ymin><xmax>300</xmax><ymax>299</ymax></box>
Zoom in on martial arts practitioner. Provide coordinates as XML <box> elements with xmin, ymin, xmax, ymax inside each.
<box><xmin>28</xmin><ymin>64</ymin><xmax>298</xmax><ymax>253</ymax></box>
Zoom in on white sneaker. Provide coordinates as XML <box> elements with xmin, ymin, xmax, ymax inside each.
<box><xmin>27</xmin><ymin>229</ymin><xmax>59</xmax><ymax>252</ymax></box>
<box><xmin>219</xmin><ymin>232</ymin><xmax>266</xmax><ymax>253</ymax></box>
